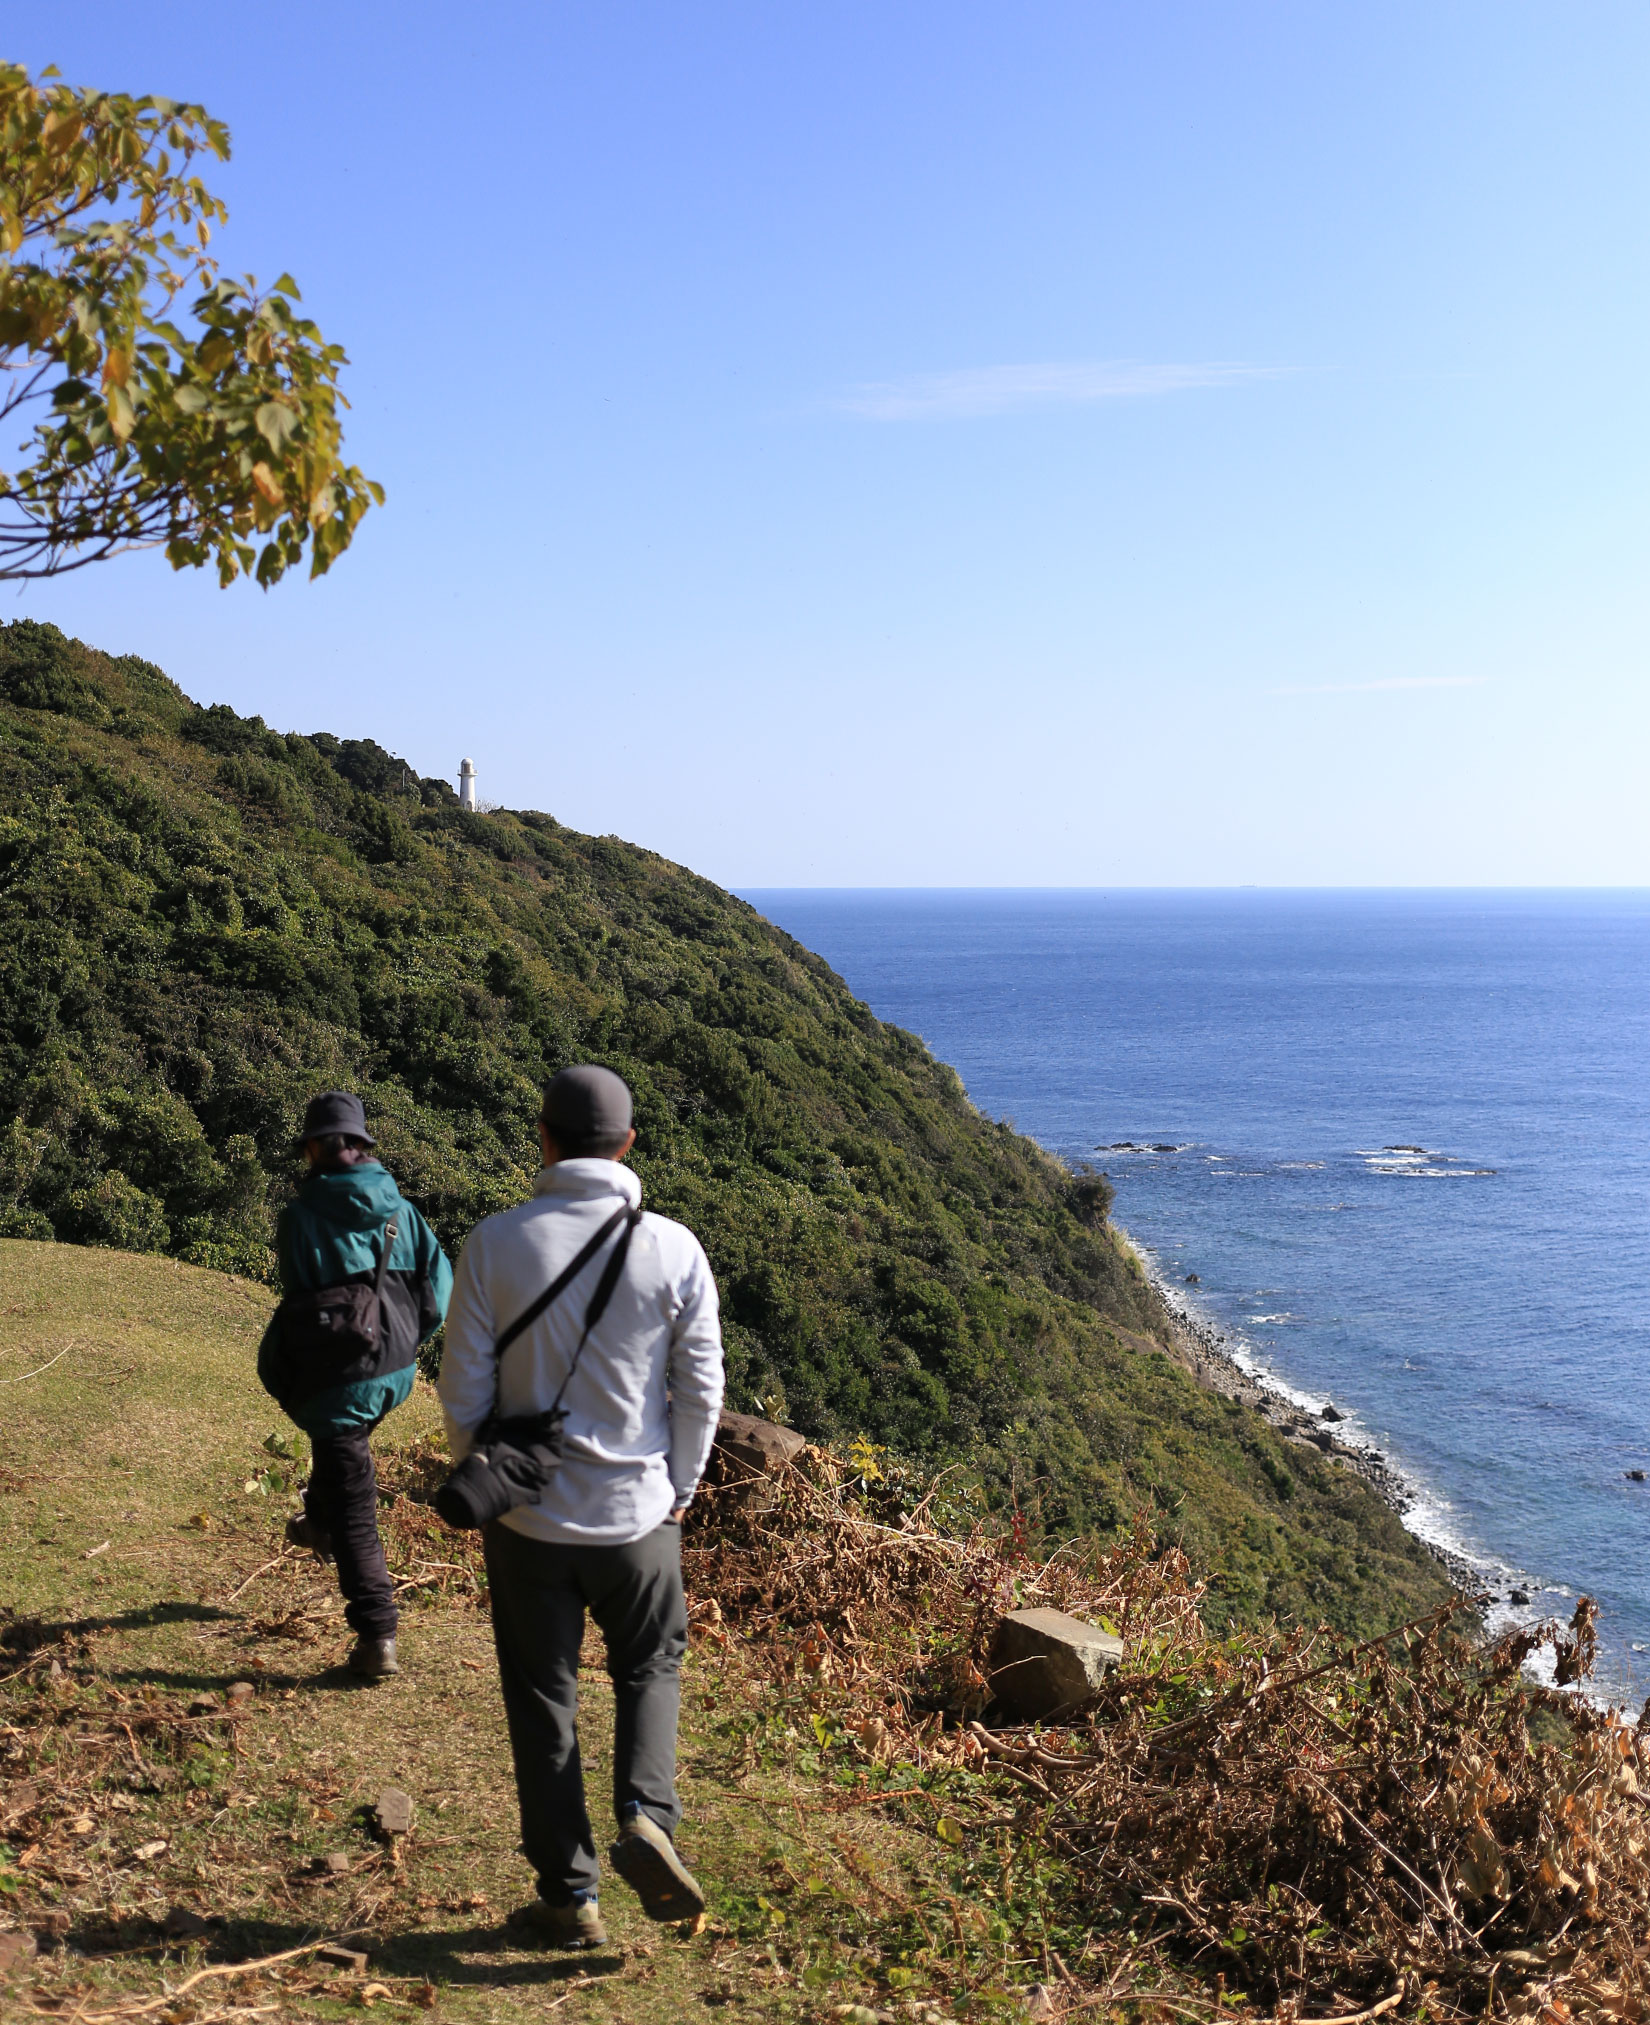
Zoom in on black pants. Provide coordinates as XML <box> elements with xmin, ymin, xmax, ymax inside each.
<box><xmin>483</xmin><ymin>1519</ymin><xmax>687</xmax><ymax>1906</ymax></box>
<box><xmin>304</xmin><ymin>1423</ymin><xmax>397</xmax><ymax>1641</ymax></box>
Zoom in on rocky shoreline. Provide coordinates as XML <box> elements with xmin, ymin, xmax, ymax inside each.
<box><xmin>1142</xmin><ymin>1254</ymin><xmax>1486</xmax><ymax>1599</ymax></box>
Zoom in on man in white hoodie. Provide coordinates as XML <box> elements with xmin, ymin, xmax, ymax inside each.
<box><xmin>438</xmin><ymin>1065</ymin><xmax>725</xmax><ymax>1950</ymax></box>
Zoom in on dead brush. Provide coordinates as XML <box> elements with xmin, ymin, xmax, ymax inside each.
<box><xmin>684</xmin><ymin>1442</ymin><xmax>1203</xmax><ymax>1699</ymax></box>
<box><xmin>374</xmin><ymin>1439</ymin><xmax>486</xmax><ymax>1604</ymax></box>
<box><xmin>687</xmin><ymin>1449</ymin><xmax>1650</xmax><ymax>2022</ymax></box>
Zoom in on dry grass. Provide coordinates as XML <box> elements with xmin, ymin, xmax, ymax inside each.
<box><xmin>0</xmin><ymin>1243</ymin><xmax>979</xmax><ymax>2025</ymax></box>
<box><xmin>679</xmin><ymin>1452</ymin><xmax>1650</xmax><ymax>2024</ymax></box>
<box><xmin>7</xmin><ymin>1238</ymin><xmax>1648</xmax><ymax>2025</ymax></box>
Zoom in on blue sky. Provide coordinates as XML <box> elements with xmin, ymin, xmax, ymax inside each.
<box><xmin>9</xmin><ymin>3</ymin><xmax>1650</xmax><ymax>884</ymax></box>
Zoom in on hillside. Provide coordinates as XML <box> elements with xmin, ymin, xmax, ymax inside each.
<box><xmin>0</xmin><ymin>616</ymin><xmax>1453</xmax><ymax>1633</ymax></box>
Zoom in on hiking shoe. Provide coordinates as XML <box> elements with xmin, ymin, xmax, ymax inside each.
<box><xmin>346</xmin><ymin>1636</ymin><xmax>400</xmax><ymax>1680</ymax></box>
<box><xmin>509</xmin><ymin>1897</ymin><xmax>607</xmax><ymax>1950</ymax></box>
<box><xmin>285</xmin><ymin>1512</ymin><xmax>334</xmax><ymax>1564</ymax></box>
<box><xmin>607</xmin><ymin>1811</ymin><xmax>705</xmax><ymax>1923</ymax></box>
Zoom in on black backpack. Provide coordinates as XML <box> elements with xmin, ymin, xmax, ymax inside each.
<box><xmin>263</xmin><ymin>1215</ymin><xmax>428</xmax><ymax>1411</ymax></box>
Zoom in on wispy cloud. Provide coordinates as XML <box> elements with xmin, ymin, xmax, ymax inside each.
<box><xmin>1269</xmin><ymin>676</ymin><xmax>1489</xmax><ymax>697</ymax></box>
<box><xmin>840</xmin><ymin>359</ymin><xmax>1289</xmax><ymax>421</ymax></box>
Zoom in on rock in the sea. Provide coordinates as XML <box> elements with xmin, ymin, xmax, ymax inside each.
<box><xmin>1321</xmin><ymin>1405</ymin><xmax>1344</xmax><ymax>1422</ymax></box>
<box><xmin>989</xmin><ymin>1608</ymin><xmax>1124</xmax><ymax>1719</ymax></box>
<box><xmin>1510</xmin><ymin>1588</ymin><xmax>1531</xmax><ymax>1607</ymax></box>
<box><xmin>1184</xmin><ymin>1273</ymin><xmax>1200</xmax><ymax>1284</ymax></box>
<box><xmin>1627</xmin><ymin>1470</ymin><xmax>1646</xmax><ymax>1483</ymax></box>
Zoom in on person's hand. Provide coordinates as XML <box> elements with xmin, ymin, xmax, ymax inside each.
<box><xmin>669</xmin><ymin>1506</ymin><xmax>688</xmax><ymax>1524</ymax></box>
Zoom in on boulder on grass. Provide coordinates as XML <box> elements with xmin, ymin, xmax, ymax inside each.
<box><xmin>988</xmin><ymin>1608</ymin><xmax>1124</xmax><ymax>1720</ymax></box>
<box><xmin>374</xmin><ymin>1788</ymin><xmax>414</xmax><ymax>1838</ymax></box>
<box><xmin>713</xmin><ymin>1411</ymin><xmax>806</xmax><ymax>1481</ymax></box>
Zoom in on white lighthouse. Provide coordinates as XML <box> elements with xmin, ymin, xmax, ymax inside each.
<box><xmin>458</xmin><ymin>758</ymin><xmax>477</xmax><ymax>811</ymax></box>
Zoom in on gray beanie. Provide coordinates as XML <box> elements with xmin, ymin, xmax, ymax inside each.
<box><xmin>542</xmin><ymin>1065</ymin><xmax>633</xmax><ymax>1157</ymax></box>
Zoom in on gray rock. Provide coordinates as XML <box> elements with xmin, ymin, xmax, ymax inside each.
<box><xmin>989</xmin><ymin>1608</ymin><xmax>1124</xmax><ymax>1719</ymax></box>
<box><xmin>374</xmin><ymin>1788</ymin><xmax>415</xmax><ymax>1838</ymax></box>
<box><xmin>713</xmin><ymin>1411</ymin><xmax>806</xmax><ymax>1480</ymax></box>
<box><xmin>1627</xmin><ymin>1470</ymin><xmax>1646</xmax><ymax>1483</ymax></box>
<box><xmin>317</xmin><ymin>1943</ymin><xmax>369</xmax><ymax>1973</ymax></box>
<box><xmin>0</xmin><ymin>1930</ymin><xmax>37</xmax><ymax>1976</ymax></box>
<box><xmin>1321</xmin><ymin>1405</ymin><xmax>1345</xmax><ymax>1422</ymax></box>
<box><xmin>1</xmin><ymin>1782</ymin><xmax>38</xmax><ymax>1824</ymax></box>
<box><xmin>1510</xmin><ymin>1588</ymin><xmax>1531</xmax><ymax>1607</ymax></box>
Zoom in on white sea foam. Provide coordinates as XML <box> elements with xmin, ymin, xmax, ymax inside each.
<box><xmin>1355</xmin><ymin>1145</ymin><xmax>1496</xmax><ymax>1178</ymax></box>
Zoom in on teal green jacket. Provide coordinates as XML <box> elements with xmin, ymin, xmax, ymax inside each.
<box><xmin>258</xmin><ymin>1160</ymin><xmax>453</xmax><ymax>1438</ymax></box>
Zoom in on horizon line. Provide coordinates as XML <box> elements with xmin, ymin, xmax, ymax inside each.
<box><xmin>729</xmin><ymin>882</ymin><xmax>1650</xmax><ymax>894</ymax></box>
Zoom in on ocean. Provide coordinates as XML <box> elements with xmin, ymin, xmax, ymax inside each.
<box><xmin>739</xmin><ymin>888</ymin><xmax>1650</xmax><ymax>1700</ymax></box>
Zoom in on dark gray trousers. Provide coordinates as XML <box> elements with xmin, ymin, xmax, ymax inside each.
<box><xmin>482</xmin><ymin>1518</ymin><xmax>687</xmax><ymax>1906</ymax></box>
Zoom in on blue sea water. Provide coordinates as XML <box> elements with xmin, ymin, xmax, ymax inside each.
<box><xmin>739</xmin><ymin>889</ymin><xmax>1650</xmax><ymax>1699</ymax></box>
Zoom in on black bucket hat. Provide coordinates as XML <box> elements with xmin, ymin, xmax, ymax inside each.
<box><xmin>296</xmin><ymin>1090</ymin><xmax>376</xmax><ymax>1148</ymax></box>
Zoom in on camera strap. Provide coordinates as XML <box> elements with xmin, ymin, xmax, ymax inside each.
<box><xmin>490</xmin><ymin>1196</ymin><xmax>644</xmax><ymax>1419</ymax></box>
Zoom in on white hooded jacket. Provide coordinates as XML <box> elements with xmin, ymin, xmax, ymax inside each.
<box><xmin>437</xmin><ymin>1158</ymin><xmax>725</xmax><ymax>1545</ymax></box>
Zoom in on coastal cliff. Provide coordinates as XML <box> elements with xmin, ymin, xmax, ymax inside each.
<box><xmin>0</xmin><ymin>617</ymin><xmax>1454</xmax><ymax>1633</ymax></box>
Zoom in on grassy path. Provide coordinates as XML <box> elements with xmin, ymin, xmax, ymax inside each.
<box><xmin>0</xmin><ymin>1242</ymin><xmax>958</xmax><ymax>2023</ymax></box>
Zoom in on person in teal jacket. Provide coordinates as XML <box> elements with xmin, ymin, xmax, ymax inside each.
<box><xmin>258</xmin><ymin>1091</ymin><xmax>453</xmax><ymax>1679</ymax></box>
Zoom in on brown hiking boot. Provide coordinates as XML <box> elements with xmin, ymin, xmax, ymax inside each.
<box><xmin>607</xmin><ymin>1811</ymin><xmax>705</xmax><ymax>1923</ymax></box>
<box><xmin>509</xmin><ymin>1897</ymin><xmax>607</xmax><ymax>1949</ymax></box>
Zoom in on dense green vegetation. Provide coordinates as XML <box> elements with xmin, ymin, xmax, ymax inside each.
<box><xmin>0</xmin><ymin>617</ymin><xmax>1454</xmax><ymax>1633</ymax></box>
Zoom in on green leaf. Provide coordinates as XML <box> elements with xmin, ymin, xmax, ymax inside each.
<box><xmin>254</xmin><ymin>399</ymin><xmax>297</xmax><ymax>450</ymax></box>
<box><xmin>935</xmin><ymin>1816</ymin><xmax>964</xmax><ymax>1846</ymax></box>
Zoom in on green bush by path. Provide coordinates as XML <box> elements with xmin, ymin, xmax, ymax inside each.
<box><xmin>0</xmin><ymin>619</ymin><xmax>1454</xmax><ymax>1634</ymax></box>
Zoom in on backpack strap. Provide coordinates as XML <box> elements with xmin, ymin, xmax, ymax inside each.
<box><xmin>373</xmin><ymin>1215</ymin><xmax>400</xmax><ymax>1299</ymax></box>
